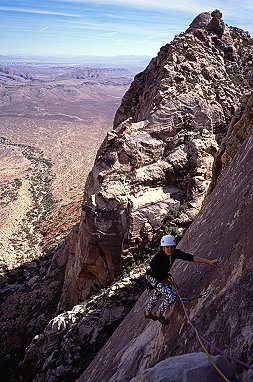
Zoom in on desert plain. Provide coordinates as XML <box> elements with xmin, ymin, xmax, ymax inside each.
<box><xmin>0</xmin><ymin>61</ymin><xmax>139</xmax><ymax>269</ymax></box>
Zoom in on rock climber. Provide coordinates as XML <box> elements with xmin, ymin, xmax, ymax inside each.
<box><xmin>145</xmin><ymin>234</ymin><xmax>218</xmax><ymax>325</ymax></box>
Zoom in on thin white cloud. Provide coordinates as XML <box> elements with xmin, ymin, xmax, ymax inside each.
<box><xmin>60</xmin><ymin>18</ymin><xmax>184</xmax><ymax>38</ymax></box>
<box><xmin>103</xmin><ymin>13</ymin><xmax>130</xmax><ymax>20</ymax></box>
<box><xmin>98</xmin><ymin>31</ymin><xmax>117</xmax><ymax>36</ymax></box>
<box><xmin>0</xmin><ymin>6</ymin><xmax>80</xmax><ymax>18</ymax></box>
<box><xmin>39</xmin><ymin>26</ymin><xmax>49</xmax><ymax>32</ymax></box>
<box><xmin>65</xmin><ymin>22</ymin><xmax>160</xmax><ymax>36</ymax></box>
<box><xmin>53</xmin><ymin>0</ymin><xmax>253</xmax><ymax>19</ymax></box>
<box><xmin>54</xmin><ymin>0</ymin><xmax>202</xmax><ymax>12</ymax></box>
<box><xmin>76</xmin><ymin>36</ymin><xmax>92</xmax><ymax>41</ymax></box>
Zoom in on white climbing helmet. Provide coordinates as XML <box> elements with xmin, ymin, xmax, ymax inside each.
<box><xmin>160</xmin><ymin>234</ymin><xmax>177</xmax><ymax>247</ymax></box>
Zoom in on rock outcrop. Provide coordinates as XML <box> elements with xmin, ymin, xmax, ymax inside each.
<box><xmin>128</xmin><ymin>352</ymin><xmax>236</xmax><ymax>382</ymax></box>
<box><xmin>59</xmin><ymin>10</ymin><xmax>253</xmax><ymax>309</ymax></box>
<box><xmin>20</xmin><ymin>267</ymin><xmax>146</xmax><ymax>382</ymax></box>
<box><xmin>77</xmin><ymin>122</ymin><xmax>253</xmax><ymax>381</ymax></box>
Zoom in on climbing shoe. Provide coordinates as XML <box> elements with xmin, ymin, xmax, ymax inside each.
<box><xmin>155</xmin><ymin>313</ymin><xmax>170</xmax><ymax>325</ymax></box>
<box><xmin>144</xmin><ymin>311</ymin><xmax>157</xmax><ymax>321</ymax></box>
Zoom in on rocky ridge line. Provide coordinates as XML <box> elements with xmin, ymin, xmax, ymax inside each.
<box><xmin>59</xmin><ymin>10</ymin><xmax>253</xmax><ymax>309</ymax></box>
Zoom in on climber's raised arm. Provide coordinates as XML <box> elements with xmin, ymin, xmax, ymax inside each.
<box><xmin>193</xmin><ymin>256</ymin><xmax>219</xmax><ymax>266</ymax></box>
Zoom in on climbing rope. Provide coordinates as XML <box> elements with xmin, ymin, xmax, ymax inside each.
<box><xmin>170</xmin><ymin>276</ymin><xmax>253</xmax><ymax>381</ymax></box>
<box><xmin>177</xmin><ymin>290</ymin><xmax>231</xmax><ymax>382</ymax></box>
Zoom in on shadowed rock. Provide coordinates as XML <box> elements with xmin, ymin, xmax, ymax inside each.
<box><xmin>129</xmin><ymin>352</ymin><xmax>236</xmax><ymax>382</ymax></box>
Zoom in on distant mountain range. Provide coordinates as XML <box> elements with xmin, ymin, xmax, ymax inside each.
<box><xmin>0</xmin><ymin>54</ymin><xmax>152</xmax><ymax>70</ymax></box>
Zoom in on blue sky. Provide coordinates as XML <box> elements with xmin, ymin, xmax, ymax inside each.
<box><xmin>0</xmin><ymin>1</ymin><xmax>253</xmax><ymax>57</ymax></box>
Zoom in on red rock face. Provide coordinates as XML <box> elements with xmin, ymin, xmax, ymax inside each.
<box><xmin>209</xmin><ymin>92</ymin><xmax>253</xmax><ymax>193</ymax></box>
<box><xmin>60</xmin><ymin>10</ymin><xmax>253</xmax><ymax>310</ymax></box>
<box><xmin>77</xmin><ymin>128</ymin><xmax>253</xmax><ymax>382</ymax></box>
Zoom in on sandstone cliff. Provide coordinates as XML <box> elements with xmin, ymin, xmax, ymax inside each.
<box><xmin>19</xmin><ymin>66</ymin><xmax>253</xmax><ymax>382</ymax></box>
<box><xmin>2</xmin><ymin>10</ymin><xmax>253</xmax><ymax>382</ymax></box>
<box><xmin>59</xmin><ymin>10</ymin><xmax>253</xmax><ymax>309</ymax></box>
<box><xmin>77</xmin><ymin>99</ymin><xmax>253</xmax><ymax>382</ymax></box>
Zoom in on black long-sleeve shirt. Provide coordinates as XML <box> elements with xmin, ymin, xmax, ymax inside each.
<box><xmin>148</xmin><ymin>249</ymin><xmax>194</xmax><ymax>282</ymax></box>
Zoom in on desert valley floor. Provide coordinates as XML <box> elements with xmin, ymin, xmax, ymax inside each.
<box><xmin>0</xmin><ymin>62</ymin><xmax>136</xmax><ymax>269</ymax></box>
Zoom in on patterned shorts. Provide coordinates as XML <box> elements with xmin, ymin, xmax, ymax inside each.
<box><xmin>146</xmin><ymin>274</ymin><xmax>177</xmax><ymax>314</ymax></box>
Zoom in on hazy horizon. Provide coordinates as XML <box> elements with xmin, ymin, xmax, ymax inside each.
<box><xmin>0</xmin><ymin>53</ymin><xmax>152</xmax><ymax>69</ymax></box>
